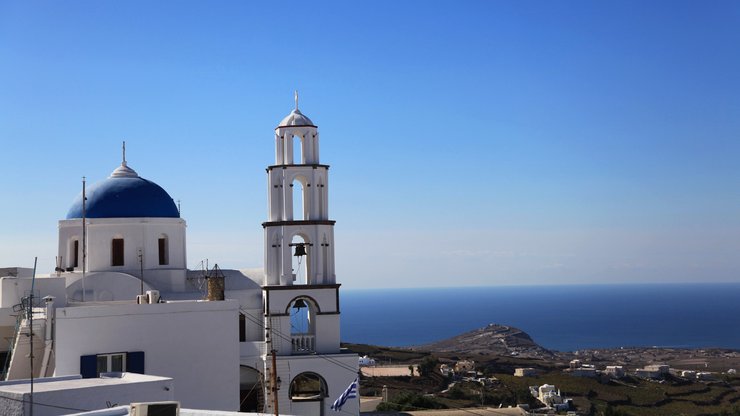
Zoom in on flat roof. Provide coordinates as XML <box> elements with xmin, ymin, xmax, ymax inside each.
<box><xmin>0</xmin><ymin>373</ymin><xmax>171</xmax><ymax>394</ymax></box>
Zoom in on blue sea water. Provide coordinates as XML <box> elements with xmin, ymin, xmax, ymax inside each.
<box><xmin>340</xmin><ymin>283</ymin><xmax>740</xmax><ymax>352</ymax></box>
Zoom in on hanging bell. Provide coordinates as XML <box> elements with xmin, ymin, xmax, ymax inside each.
<box><xmin>293</xmin><ymin>244</ymin><xmax>307</xmax><ymax>257</ymax></box>
<box><xmin>293</xmin><ymin>299</ymin><xmax>308</xmax><ymax>310</ymax></box>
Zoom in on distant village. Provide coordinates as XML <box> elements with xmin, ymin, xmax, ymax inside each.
<box><xmin>357</xmin><ymin>350</ymin><xmax>740</xmax><ymax>415</ymax></box>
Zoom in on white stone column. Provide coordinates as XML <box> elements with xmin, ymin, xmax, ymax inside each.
<box><xmin>281</xmin><ymin>231</ymin><xmax>293</xmax><ymax>286</ymax></box>
<box><xmin>275</xmin><ymin>133</ymin><xmax>283</xmax><ymax>165</ymax></box>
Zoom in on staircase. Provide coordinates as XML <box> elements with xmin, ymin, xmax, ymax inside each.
<box><xmin>4</xmin><ymin>307</ymin><xmax>49</xmax><ymax>380</ymax></box>
<box><xmin>0</xmin><ymin>314</ymin><xmax>22</xmax><ymax>380</ymax></box>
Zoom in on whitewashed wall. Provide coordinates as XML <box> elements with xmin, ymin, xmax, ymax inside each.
<box><xmin>267</xmin><ymin>354</ymin><xmax>359</xmax><ymax>416</ymax></box>
<box><xmin>58</xmin><ymin>218</ymin><xmax>187</xmax><ymax>274</ymax></box>
<box><xmin>54</xmin><ymin>300</ymin><xmax>239</xmax><ymax>411</ymax></box>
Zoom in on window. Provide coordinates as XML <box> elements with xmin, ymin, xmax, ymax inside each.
<box><xmin>80</xmin><ymin>351</ymin><xmax>144</xmax><ymax>378</ymax></box>
<box><xmin>158</xmin><ymin>237</ymin><xmax>168</xmax><ymax>265</ymax></box>
<box><xmin>239</xmin><ymin>313</ymin><xmax>246</xmax><ymax>342</ymax></box>
<box><xmin>111</xmin><ymin>238</ymin><xmax>124</xmax><ymax>266</ymax></box>
<box><xmin>97</xmin><ymin>353</ymin><xmax>126</xmax><ymax>376</ymax></box>
<box><xmin>72</xmin><ymin>240</ymin><xmax>79</xmax><ymax>268</ymax></box>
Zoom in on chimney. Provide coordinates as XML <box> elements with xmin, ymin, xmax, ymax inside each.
<box><xmin>206</xmin><ymin>264</ymin><xmax>225</xmax><ymax>301</ymax></box>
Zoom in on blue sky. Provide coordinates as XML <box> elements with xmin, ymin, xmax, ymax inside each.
<box><xmin>1</xmin><ymin>1</ymin><xmax>739</xmax><ymax>288</ymax></box>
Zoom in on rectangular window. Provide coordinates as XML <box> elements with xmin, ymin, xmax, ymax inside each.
<box><xmin>111</xmin><ymin>238</ymin><xmax>124</xmax><ymax>266</ymax></box>
<box><xmin>239</xmin><ymin>313</ymin><xmax>246</xmax><ymax>342</ymax></box>
<box><xmin>96</xmin><ymin>353</ymin><xmax>126</xmax><ymax>376</ymax></box>
<box><xmin>158</xmin><ymin>238</ymin><xmax>168</xmax><ymax>265</ymax></box>
<box><xmin>80</xmin><ymin>351</ymin><xmax>144</xmax><ymax>378</ymax></box>
<box><xmin>72</xmin><ymin>240</ymin><xmax>79</xmax><ymax>268</ymax></box>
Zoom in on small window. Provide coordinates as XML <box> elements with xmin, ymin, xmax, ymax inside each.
<box><xmin>72</xmin><ymin>240</ymin><xmax>79</xmax><ymax>268</ymax></box>
<box><xmin>239</xmin><ymin>313</ymin><xmax>246</xmax><ymax>342</ymax></box>
<box><xmin>111</xmin><ymin>238</ymin><xmax>124</xmax><ymax>266</ymax></box>
<box><xmin>81</xmin><ymin>351</ymin><xmax>144</xmax><ymax>378</ymax></box>
<box><xmin>96</xmin><ymin>353</ymin><xmax>126</xmax><ymax>376</ymax></box>
<box><xmin>158</xmin><ymin>237</ymin><xmax>168</xmax><ymax>265</ymax></box>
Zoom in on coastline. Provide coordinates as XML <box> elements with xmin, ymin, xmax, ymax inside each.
<box><xmin>341</xmin><ymin>282</ymin><xmax>740</xmax><ymax>351</ymax></box>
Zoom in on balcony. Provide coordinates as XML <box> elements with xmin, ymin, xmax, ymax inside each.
<box><xmin>291</xmin><ymin>333</ymin><xmax>315</xmax><ymax>354</ymax></box>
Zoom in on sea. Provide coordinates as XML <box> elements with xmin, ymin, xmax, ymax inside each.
<box><xmin>340</xmin><ymin>283</ymin><xmax>740</xmax><ymax>352</ymax></box>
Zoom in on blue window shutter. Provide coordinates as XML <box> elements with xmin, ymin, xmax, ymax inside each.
<box><xmin>80</xmin><ymin>355</ymin><xmax>97</xmax><ymax>378</ymax></box>
<box><xmin>127</xmin><ymin>351</ymin><xmax>145</xmax><ymax>374</ymax></box>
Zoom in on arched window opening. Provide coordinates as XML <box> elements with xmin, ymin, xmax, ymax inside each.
<box><xmin>289</xmin><ymin>297</ymin><xmax>316</xmax><ymax>354</ymax></box>
<box><xmin>70</xmin><ymin>239</ymin><xmax>79</xmax><ymax>268</ymax></box>
<box><xmin>111</xmin><ymin>238</ymin><xmax>124</xmax><ymax>266</ymax></box>
<box><xmin>290</xmin><ymin>234</ymin><xmax>310</xmax><ymax>284</ymax></box>
<box><xmin>158</xmin><ymin>235</ymin><xmax>169</xmax><ymax>265</ymax></box>
<box><xmin>293</xmin><ymin>135</ymin><xmax>303</xmax><ymax>164</ymax></box>
<box><xmin>290</xmin><ymin>372</ymin><xmax>327</xmax><ymax>401</ymax></box>
<box><xmin>291</xmin><ymin>177</ymin><xmax>308</xmax><ymax>221</ymax></box>
<box><xmin>240</xmin><ymin>366</ymin><xmax>264</xmax><ymax>412</ymax></box>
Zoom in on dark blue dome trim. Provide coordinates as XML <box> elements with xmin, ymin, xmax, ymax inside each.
<box><xmin>66</xmin><ymin>177</ymin><xmax>180</xmax><ymax>219</ymax></box>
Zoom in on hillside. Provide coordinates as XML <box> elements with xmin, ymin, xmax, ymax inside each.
<box><xmin>414</xmin><ymin>323</ymin><xmax>555</xmax><ymax>358</ymax></box>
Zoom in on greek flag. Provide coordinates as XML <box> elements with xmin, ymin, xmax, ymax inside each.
<box><xmin>331</xmin><ymin>378</ymin><xmax>358</xmax><ymax>411</ymax></box>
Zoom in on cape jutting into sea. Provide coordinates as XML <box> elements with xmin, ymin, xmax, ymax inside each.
<box><xmin>340</xmin><ymin>283</ymin><xmax>740</xmax><ymax>352</ymax></box>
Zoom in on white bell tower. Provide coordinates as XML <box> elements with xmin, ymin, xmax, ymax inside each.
<box><xmin>260</xmin><ymin>96</ymin><xmax>357</xmax><ymax>416</ymax></box>
<box><xmin>263</xmin><ymin>93</ymin><xmax>335</xmax><ymax>286</ymax></box>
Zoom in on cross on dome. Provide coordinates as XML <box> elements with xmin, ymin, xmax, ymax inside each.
<box><xmin>278</xmin><ymin>92</ymin><xmax>315</xmax><ymax>127</ymax></box>
<box><xmin>111</xmin><ymin>141</ymin><xmax>139</xmax><ymax>178</ymax></box>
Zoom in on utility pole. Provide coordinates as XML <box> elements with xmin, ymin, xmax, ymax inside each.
<box><xmin>81</xmin><ymin>177</ymin><xmax>86</xmax><ymax>302</ymax></box>
<box><xmin>138</xmin><ymin>249</ymin><xmax>144</xmax><ymax>296</ymax></box>
<box><xmin>271</xmin><ymin>349</ymin><xmax>279</xmax><ymax>416</ymax></box>
<box><xmin>29</xmin><ymin>256</ymin><xmax>37</xmax><ymax>416</ymax></box>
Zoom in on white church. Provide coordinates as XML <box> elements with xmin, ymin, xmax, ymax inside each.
<box><xmin>0</xmin><ymin>101</ymin><xmax>359</xmax><ymax>414</ymax></box>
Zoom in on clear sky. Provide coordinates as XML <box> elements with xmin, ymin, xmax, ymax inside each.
<box><xmin>1</xmin><ymin>1</ymin><xmax>739</xmax><ymax>288</ymax></box>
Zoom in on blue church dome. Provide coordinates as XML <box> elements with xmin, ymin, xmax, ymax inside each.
<box><xmin>66</xmin><ymin>162</ymin><xmax>179</xmax><ymax>219</ymax></box>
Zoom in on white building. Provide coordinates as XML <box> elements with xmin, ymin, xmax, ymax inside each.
<box><xmin>0</xmin><ymin>101</ymin><xmax>359</xmax><ymax>415</ymax></box>
<box><xmin>532</xmin><ymin>384</ymin><xmax>562</xmax><ymax>406</ymax></box>
<box><xmin>605</xmin><ymin>366</ymin><xmax>625</xmax><ymax>378</ymax></box>
<box><xmin>358</xmin><ymin>356</ymin><xmax>376</xmax><ymax>366</ymax></box>
<box><xmin>644</xmin><ymin>364</ymin><xmax>669</xmax><ymax>375</ymax></box>
<box><xmin>0</xmin><ymin>373</ymin><xmax>174</xmax><ymax>416</ymax></box>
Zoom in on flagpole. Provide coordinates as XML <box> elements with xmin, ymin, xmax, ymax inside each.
<box><xmin>82</xmin><ymin>176</ymin><xmax>86</xmax><ymax>302</ymax></box>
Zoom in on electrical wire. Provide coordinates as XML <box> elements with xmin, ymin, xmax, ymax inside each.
<box><xmin>240</xmin><ymin>310</ymin><xmax>529</xmax><ymax>416</ymax></box>
<box><xmin>241</xmin><ymin>310</ymin><xmax>359</xmax><ymax>375</ymax></box>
